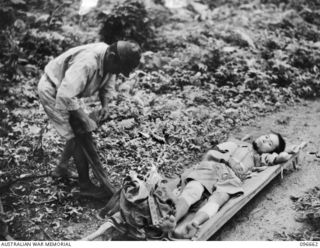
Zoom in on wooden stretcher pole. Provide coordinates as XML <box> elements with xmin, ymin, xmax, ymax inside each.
<box><xmin>81</xmin><ymin>220</ymin><xmax>114</xmax><ymax>241</ymax></box>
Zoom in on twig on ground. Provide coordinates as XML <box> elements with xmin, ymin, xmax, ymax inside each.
<box><xmin>0</xmin><ymin>173</ymin><xmax>52</xmax><ymax>192</ymax></box>
<box><xmin>29</xmin><ymin>199</ymin><xmax>57</xmax><ymax>205</ymax></box>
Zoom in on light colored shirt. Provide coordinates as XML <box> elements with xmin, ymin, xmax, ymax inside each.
<box><xmin>44</xmin><ymin>42</ymin><xmax>116</xmax><ymax>111</ymax></box>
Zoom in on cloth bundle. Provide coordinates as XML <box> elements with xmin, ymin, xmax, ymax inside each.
<box><xmin>100</xmin><ymin>172</ymin><xmax>178</xmax><ymax>240</ymax></box>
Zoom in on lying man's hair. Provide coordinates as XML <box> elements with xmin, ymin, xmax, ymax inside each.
<box><xmin>273</xmin><ymin>132</ymin><xmax>286</xmax><ymax>154</ymax></box>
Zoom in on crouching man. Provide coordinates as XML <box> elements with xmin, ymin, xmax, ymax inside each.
<box><xmin>38</xmin><ymin>41</ymin><xmax>141</xmax><ymax>198</ymax></box>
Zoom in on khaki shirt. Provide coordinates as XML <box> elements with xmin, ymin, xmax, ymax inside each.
<box><xmin>44</xmin><ymin>42</ymin><xmax>116</xmax><ymax>111</ymax></box>
<box><xmin>204</xmin><ymin>139</ymin><xmax>278</xmax><ymax>180</ymax></box>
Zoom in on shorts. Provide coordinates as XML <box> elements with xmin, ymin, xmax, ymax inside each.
<box><xmin>181</xmin><ymin>160</ymin><xmax>244</xmax><ymax>196</ymax></box>
<box><xmin>38</xmin><ymin>74</ymin><xmax>75</xmax><ymax>140</ymax></box>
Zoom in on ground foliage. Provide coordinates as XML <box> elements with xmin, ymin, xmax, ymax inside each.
<box><xmin>0</xmin><ymin>0</ymin><xmax>320</xmax><ymax>240</ymax></box>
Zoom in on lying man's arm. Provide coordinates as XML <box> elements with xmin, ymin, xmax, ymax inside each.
<box><xmin>252</xmin><ymin>151</ymin><xmax>291</xmax><ymax>173</ymax></box>
<box><xmin>261</xmin><ymin>151</ymin><xmax>293</xmax><ymax>166</ymax></box>
<box><xmin>202</xmin><ymin>150</ymin><xmax>226</xmax><ymax>163</ymax></box>
<box><xmin>202</xmin><ymin>141</ymin><xmax>237</xmax><ymax>163</ymax></box>
<box><xmin>273</xmin><ymin>152</ymin><xmax>291</xmax><ymax>164</ymax></box>
<box><xmin>258</xmin><ymin>142</ymin><xmax>307</xmax><ymax>167</ymax></box>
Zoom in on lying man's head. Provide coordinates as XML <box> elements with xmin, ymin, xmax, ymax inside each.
<box><xmin>252</xmin><ymin>133</ymin><xmax>286</xmax><ymax>154</ymax></box>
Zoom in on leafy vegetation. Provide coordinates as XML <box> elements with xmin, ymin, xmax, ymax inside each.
<box><xmin>99</xmin><ymin>0</ymin><xmax>154</xmax><ymax>49</ymax></box>
<box><xmin>0</xmin><ymin>0</ymin><xmax>320</xmax><ymax>240</ymax></box>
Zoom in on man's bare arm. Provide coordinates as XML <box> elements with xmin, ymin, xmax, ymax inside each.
<box><xmin>273</xmin><ymin>152</ymin><xmax>292</xmax><ymax>164</ymax></box>
<box><xmin>99</xmin><ymin>91</ymin><xmax>110</xmax><ymax>109</ymax></box>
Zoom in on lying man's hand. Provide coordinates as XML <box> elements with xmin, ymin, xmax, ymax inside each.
<box><xmin>275</xmin><ymin>152</ymin><xmax>291</xmax><ymax>164</ymax></box>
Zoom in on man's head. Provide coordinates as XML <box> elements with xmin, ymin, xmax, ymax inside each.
<box><xmin>252</xmin><ymin>132</ymin><xmax>286</xmax><ymax>154</ymax></box>
<box><xmin>104</xmin><ymin>40</ymin><xmax>141</xmax><ymax>77</ymax></box>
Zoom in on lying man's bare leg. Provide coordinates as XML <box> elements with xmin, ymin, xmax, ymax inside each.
<box><xmin>177</xmin><ymin>181</ymin><xmax>205</xmax><ymax>221</ymax></box>
<box><xmin>158</xmin><ymin>180</ymin><xmax>204</xmax><ymax>232</ymax></box>
<box><xmin>182</xmin><ymin>191</ymin><xmax>230</xmax><ymax>238</ymax></box>
<box><xmin>171</xmin><ymin>180</ymin><xmax>204</xmax><ymax>237</ymax></box>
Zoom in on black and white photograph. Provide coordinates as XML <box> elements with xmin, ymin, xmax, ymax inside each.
<box><xmin>0</xmin><ymin>0</ymin><xmax>320</xmax><ymax>245</ymax></box>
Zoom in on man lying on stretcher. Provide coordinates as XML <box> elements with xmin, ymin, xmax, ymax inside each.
<box><xmin>83</xmin><ymin>132</ymin><xmax>295</xmax><ymax>240</ymax></box>
<box><xmin>161</xmin><ymin>132</ymin><xmax>289</xmax><ymax>239</ymax></box>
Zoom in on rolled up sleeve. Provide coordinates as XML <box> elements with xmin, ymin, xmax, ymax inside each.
<box><xmin>55</xmin><ymin>61</ymin><xmax>93</xmax><ymax>111</ymax></box>
<box><xmin>100</xmin><ymin>74</ymin><xmax>116</xmax><ymax>100</ymax></box>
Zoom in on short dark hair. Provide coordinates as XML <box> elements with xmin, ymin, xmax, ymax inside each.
<box><xmin>273</xmin><ymin>132</ymin><xmax>286</xmax><ymax>154</ymax></box>
<box><xmin>109</xmin><ymin>42</ymin><xmax>117</xmax><ymax>54</ymax></box>
<box><xmin>108</xmin><ymin>42</ymin><xmax>122</xmax><ymax>68</ymax></box>
<box><xmin>109</xmin><ymin>41</ymin><xmax>140</xmax><ymax>69</ymax></box>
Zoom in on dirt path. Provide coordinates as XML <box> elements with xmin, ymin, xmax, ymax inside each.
<box><xmin>211</xmin><ymin>100</ymin><xmax>320</xmax><ymax>241</ymax></box>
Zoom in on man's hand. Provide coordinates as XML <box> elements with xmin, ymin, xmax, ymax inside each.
<box><xmin>98</xmin><ymin>108</ymin><xmax>109</xmax><ymax>124</ymax></box>
<box><xmin>69</xmin><ymin>109</ymin><xmax>97</xmax><ymax>134</ymax></box>
<box><xmin>275</xmin><ymin>152</ymin><xmax>291</xmax><ymax>164</ymax></box>
<box><xmin>89</xmin><ymin>108</ymin><xmax>109</xmax><ymax>125</ymax></box>
<box><xmin>82</xmin><ymin>116</ymin><xmax>98</xmax><ymax>132</ymax></box>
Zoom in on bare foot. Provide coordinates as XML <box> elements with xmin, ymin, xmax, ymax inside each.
<box><xmin>184</xmin><ymin>221</ymin><xmax>200</xmax><ymax>239</ymax></box>
<box><xmin>158</xmin><ymin>215</ymin><xmax>176</xmax><ymax>232</ymax></box>
<box><xmin>173</xmin><ymin>221</ymin><xmax>199</xmax><ymax>239</ymax></box>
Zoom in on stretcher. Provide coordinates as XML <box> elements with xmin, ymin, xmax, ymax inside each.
<box><xmin>82</xmin><ymin>142</ymin><xmax>307</xmax><ymax>241</ymax></box>
<box><xmin>174</xmin><ymin>142</ymin><xmax>306</xmax><ymax>240</ymax></box>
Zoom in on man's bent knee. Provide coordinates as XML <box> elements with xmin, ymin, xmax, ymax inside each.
<box><xmin>208</xmin><ymin>191</ymin><xmax>230</xmax><ymax>206</ymax></box>
<box><xmin>197</xmin><ymin>191</ymin><xmax>230</xmax><ymax>219</ymax></box>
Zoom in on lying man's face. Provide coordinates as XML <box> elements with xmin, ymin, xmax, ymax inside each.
<box><xmin>253</xmin><ymin>133</ymin><xmax>280</xmax><ymax>154</ymax></box>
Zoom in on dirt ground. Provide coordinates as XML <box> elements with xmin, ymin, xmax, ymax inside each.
<box><xmin>211</xmin><ymin>100</ymin><xmax>320</xmax><ymax>241</ymax></box>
